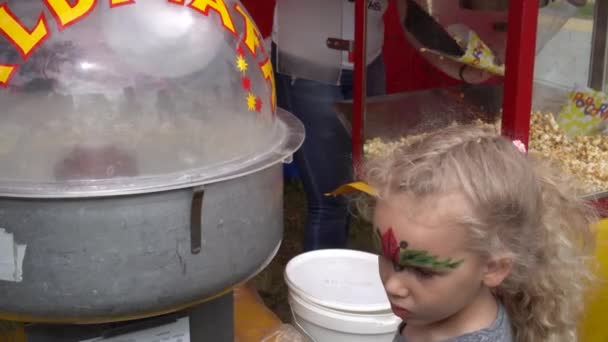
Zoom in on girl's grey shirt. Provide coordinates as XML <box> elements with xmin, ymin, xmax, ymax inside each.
<box><xmin>393</xmin><ymin>303</ymin><xmax>513</xmax><ymax>342</ymax></box>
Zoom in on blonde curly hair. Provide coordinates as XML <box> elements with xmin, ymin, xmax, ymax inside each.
<box><xmin>361</xmin><ymin>125</ymin><xmax>596</xmax><ymax>342</ymax></box>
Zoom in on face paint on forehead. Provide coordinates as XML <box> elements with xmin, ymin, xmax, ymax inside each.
<box><xmin>373</xmin><ymin>227</ymin><xmax>464</xmax><ymax>271</ymax></box>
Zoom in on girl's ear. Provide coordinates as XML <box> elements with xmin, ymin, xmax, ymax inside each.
<box><xmin>482</xmin><ymin>256</ymin><xmax>513</xmax><ymax>288</ymax></box>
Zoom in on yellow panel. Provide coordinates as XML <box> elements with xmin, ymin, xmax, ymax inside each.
<box><xmin>579</xmin><ymin>219</ymin><xmax>608</xmax><ymax>342</ymax></box>
<box><xmin>234</xmin><ymin>282</ymin><xmax>284</xmax><ymax>341</ymax></box>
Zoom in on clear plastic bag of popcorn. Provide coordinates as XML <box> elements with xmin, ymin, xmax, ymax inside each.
<box><xmin>422</xmin><ymin>24</ymin><xmax>505</xmax><ymax>76</ymax></box>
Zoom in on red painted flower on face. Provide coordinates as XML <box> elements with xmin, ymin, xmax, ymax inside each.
<box><xmin>381</xmin><ymin>228</ymin><xmax>400</xmax><ymax>263</ymax></box>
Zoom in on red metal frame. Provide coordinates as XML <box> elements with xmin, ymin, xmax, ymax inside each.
<box><xmin>352</xmin><ymin>0</ymin><xmax>368</xmax><ymax>172</ymax></box>
<box><xmin>501</xmin><ymin>0</ymin><xmax>539</xmax><ymax>146</ymax></box>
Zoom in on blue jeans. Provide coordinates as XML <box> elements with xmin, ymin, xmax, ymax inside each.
<box><xmin>273</xmin><ymin>46</ymin><xmax>386</xmax><ymax>251</ymax></box>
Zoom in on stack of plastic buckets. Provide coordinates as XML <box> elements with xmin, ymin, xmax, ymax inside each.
<box><xmin>285</xmin><ymin>249</ymin><xmax>401</xmax><ymax>341</ymax></box>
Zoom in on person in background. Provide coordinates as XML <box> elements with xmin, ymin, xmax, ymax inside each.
<box><xmin>270</xmin><ymin>0</ymin><xmax>396</xmax><ymax>251</ymax></box>
<box><xmin>361</xmin><ymin>125</ymin><xmax>594</xmax><ymax>342</ymax></box>
<box><xmin>239</xmin><ymin>0</ymin><xmax>493</xmax><ymax>251</ymax></box>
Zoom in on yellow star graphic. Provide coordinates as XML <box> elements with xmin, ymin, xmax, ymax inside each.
<box><xmin>246</xmin><ymin>93</ymin><xmax>256</xmax><ymax>111</ymax></box>
<box><xmin>236</xmin><ymin>55</ymin><xmax>248</xmax><ymax>73</ymax></box>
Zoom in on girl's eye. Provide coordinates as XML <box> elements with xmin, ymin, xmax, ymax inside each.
<box><xmin>386</xmin><ymin>260</ymin><xmax>438</xmax><ymax>279</ymax></box>
<box><xmin>411</xmin><ymin>267</ymin><xmax>437</xmax><ymax>279</ymax></box>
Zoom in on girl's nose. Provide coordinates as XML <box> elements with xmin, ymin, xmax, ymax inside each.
<box><xmin>384</xmin><ymin>271</ymin><xmax>410</xmax><ymax>299</ymax></box>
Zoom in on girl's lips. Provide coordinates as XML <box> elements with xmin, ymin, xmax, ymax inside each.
<box><xmin>391</xmin><ymin>304</ymin><xmax>411</xmax><ymax>318</ymax></box>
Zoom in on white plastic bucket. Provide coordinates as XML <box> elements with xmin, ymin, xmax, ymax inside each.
<box><xmin>285</xmin><ymin>249</ymin><xmax>401</xmax><ymax>342</ymax></box>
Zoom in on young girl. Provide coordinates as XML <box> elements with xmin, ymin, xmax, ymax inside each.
<box><xmin>360</xmin><ymin>125</ymin><xmax>596</xmax><ymax>342</ymax></box>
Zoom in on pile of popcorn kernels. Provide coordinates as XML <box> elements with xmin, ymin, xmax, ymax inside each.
<box><xmin>363</xmin><ymin>112</ymin><xmax>608</xmax><ymax>194</ymax></box>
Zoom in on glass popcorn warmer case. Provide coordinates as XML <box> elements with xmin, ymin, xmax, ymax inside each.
<box><xmin>337</xmin><ymin>0</ymin><xmax>608</xmax><ymax>205</ymax></box>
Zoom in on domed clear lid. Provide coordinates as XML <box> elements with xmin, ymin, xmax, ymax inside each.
<box><xmin>0</xmin><ymin>0</ymin><xmax>303</xmax><ymax>198</ymax></box>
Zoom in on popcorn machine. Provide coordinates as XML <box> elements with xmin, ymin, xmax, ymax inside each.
<box><xmin>343</xmin><ymin>0</ymin><xmax>608</xmax><ymax>210</ymax></box>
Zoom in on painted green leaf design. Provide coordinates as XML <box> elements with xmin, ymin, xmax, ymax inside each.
<box><xmin>399</xmin><ymin>249</ymin><xmax>463</xmax><ymax>270</ymax></box>
<box><xmin>372</xmin><ymin>228</ymin><xmax>463</xmax><ymax>270</ymax></box>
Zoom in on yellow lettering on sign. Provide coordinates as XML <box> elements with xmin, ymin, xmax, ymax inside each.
<box><xmin>0</xmin><ymin>64</ymin><xmax>18</xmax><ymax>88</ymax></box>
<box><xmin>109</xmin><ymin>0</ymin><xmax>136</xmax><ymax>8</ymax></box>
<box><xmin>44</xmin><ymin>0</ymin><xmax>97</xmax><ymax>30</ymax></box>
<box><xmin>234</xmin><ymin>4</ymin><xmax>263</xmax><ymax>56</ymax></box>
<box><xmin>167</xmin><ymin>0</ymin><xmax>185</xmax><ymax>4</ymax></box>
<box><xmin>189</xmin><ymin>0</ymin><xmax>235</xmax><ymax>35</ymax></box>
<box><xmin>259</xmin><ymin>58</ymin><xmax>276</xmax><ymax>112</ymax></box>
<box><xmin>0</xmin><ymin>4</ymin><xmax>50</xmax><ymax>59</ymax></box>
